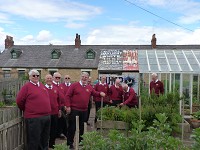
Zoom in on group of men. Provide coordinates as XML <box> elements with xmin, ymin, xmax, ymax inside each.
<box><xmin>16</xmin><ymin>70</ymin><xmax>163</xmax><ymax>150</ymax></box>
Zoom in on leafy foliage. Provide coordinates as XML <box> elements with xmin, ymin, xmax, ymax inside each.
<box><xmin>82</xmin><ymin>113</ymin><xmax>189</xmax><ymax>150</ymax></box>
<box><xmin>191</xmin><ymin>128</ymin><xmax>200</xmax><ymax>150</ymax></box>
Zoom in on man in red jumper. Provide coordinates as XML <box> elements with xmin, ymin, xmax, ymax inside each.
<box><xmin>119</xmin><ymin>83</ymin><xmax>138</xmax><ymax>108</ymax></box>
<box><xmin>45</xmin><ymin>74</ymin><xmax>62</xmax><ymax>148</ymax></box>
<box><xmin>94</xmin><ymin>75</ymin><xmax>109</xmax><ymax>122</ymax></box>
<box><xmin>65</xmin><ymin>72</ymin><xmax>105</xmax><ymax>149</ymax></box>
<box><xmin>16</xmin><ymin>69</ymin><xmax>51</xmax><ymax>150</ymax></box>
<box><xmin>109</xmin><ymin>78</ymin><xmax>123</xmax><ymax>106</ymax></box>
<box><xmin>52</xmin><ymin>72</ymin><xmax>67</xmax><ymax>139</ymax></box>
<box><xmin>61</xmin><ymin>74</ymin><xmax>72</xmax><ymax>96</ymax></box>
<box><xmin>86</xmin><ymin>76</ymin><xmax>93</xmax><ymax>125</ymax></box>
<box><xmin>150</xmin><ymin>73</ymin><xmax>164</xmax><ymax>96</ymax></box>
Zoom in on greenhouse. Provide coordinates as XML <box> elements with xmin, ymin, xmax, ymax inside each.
<box><xmin>138</xmin><ymin>49</ymin><xmax>200</xmax><ymax>114</ymax></box>
<box><xmin>98</xmin><ymin>49</ymin><xmax>200</xmax><ymax>114</ymax></box>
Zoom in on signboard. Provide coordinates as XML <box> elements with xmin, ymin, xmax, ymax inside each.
<box><xmin>98</xmin><ymin>73</ymin><xmax>139</xmax><ymax>94</ymax></box>
<box><xmin>98</xmin><ymin>49</ymin><xmax>123</xmax><ymax>70</ymax></box>
<box><xmin>98</xmin><ymin>49</ymin><xmax>139</xmax><ymax>71</ymax></box>
<box><xmin>123</xmin><ymin>50</ymin><xmax>139</xmax><ymax>70</ymax></box>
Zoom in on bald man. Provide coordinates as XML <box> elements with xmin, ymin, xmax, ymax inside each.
<box><xmin>108</xmin><ymin>78</ymin><xmax>123</xmax><ymax>106</ymax></box>
<box><xmin>44</xmin><ymin>74</ymin><xmax>62</xmax><ymax>148</ymax></box>
<box><xmin>150</xmin><ymin>73</ymin><xmax>164</xmax><ymax>96</ymax></box>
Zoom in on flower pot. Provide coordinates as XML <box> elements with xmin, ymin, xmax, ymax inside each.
<box><xmin>190</xmin><ymin>119</ymin><xmax>200</xmax><ymax>128</ymax></box>
<box><xmin>192</xmin><ymin>104</ymin><xmax>200</xmax><ymax>113</ymax></box>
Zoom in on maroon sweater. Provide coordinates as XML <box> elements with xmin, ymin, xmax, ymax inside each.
<box><xmin>150</xmin><ymin>80</ymin><xmax>164</xmax><ymax>95</ymax></box>
<box><xmin>45</xmin><ymin>86</ymin><xmax>61</xmax><ymax>115</ymax></box>
<box><xmin>53</xmin><ymin>82</ymin><xmax>65</xmax><ymax>106</ymax></box>
<box><xmin>16</xmin><ymin>82</ymin><xmax>51</xmax><ymax>119</ymax></box>
<box><xmin>94</xmin><ymin>83</ymin><xmax>109</xmax><ymax>102</ymax></box>
<box><xmin>60</xmin><ymin>82</ymin><xmax>71</xmax><ymax>96</ymax></box>
<box><xmin>109</xmin><ymin>85</ymin><xmax>123</xmax><ymax>101</ymax></box>
<box><xmin>65</xmin><ymin>82</ymin><xmax>100</xmax><ymax>111</ymax></box>
<box><xmin>123</xmin><ymin>87</ymin><xmax>138</xmax><ymax>106</ymax></box>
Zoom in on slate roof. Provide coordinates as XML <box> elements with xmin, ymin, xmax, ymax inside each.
<box><xmin>0</xmin><ymin>44</ymin><xmax>199</xmax><ymax>68</ymax></box>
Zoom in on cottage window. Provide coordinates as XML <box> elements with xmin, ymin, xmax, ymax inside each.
<box><xmin>52</xmin><ymin>52</ymin><xmax>59</xmax><ymax>59</ymax></box>
<box><xmin>12</xmin><ymin>52</ymin><xmax>17</xmax><ymax>59</ymax></box>
<box><xmin>4</xmin><ymin>70</ymin><xmax>11</xmax><ymax>78</ymax></box>
<box><xmin>86</xmin><ymin>49</ymin><xmax>95</xmax><ymax>59</ymax></box>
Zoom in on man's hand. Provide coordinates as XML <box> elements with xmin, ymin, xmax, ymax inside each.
<box><xmin>100</xmin><ymin>92</ymin><xmax>106</xmax><ymax>97</ymax></box>
<box><xmin>109</xmin><ymin>100</ymin><xmax>113</xmax><ymax>103</ymax></box>
<box><xmin>58</xmin><ymin>110</ymin><xmax>62</xmax><ymax>118</ymax></box>
<box><xmin>119</xmin><ymin>103</ymin><xmax>124</xmax><ymax>106</ymax></box>
<box><xmin>66</xmin><ymin>107</ymin><xmax>71</xmax><ymax>114</ymax></box>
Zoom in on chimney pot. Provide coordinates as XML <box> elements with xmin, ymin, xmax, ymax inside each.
<box><xmin>5</xmin><ymin>35</ymin><xmax>14</xmax><ymax>49</ymax></box>
<box><xmin>151</xmin><ymin>34</ymin><xmax>156</xmax><ymax>49</ymax></box>
<box><xmin>75</xmin><ymin>33</ymin><xmax>81</xmax><ymax>49</ymax></box>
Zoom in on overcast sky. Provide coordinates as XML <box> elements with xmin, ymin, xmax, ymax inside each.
<box><xmin>0</xmin><ymin>0</ymin><xmax>200</xmax><ymax>51</ymax></box>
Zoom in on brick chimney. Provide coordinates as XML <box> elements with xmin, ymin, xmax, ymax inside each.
<box><xmin>5</xmin><ymin>35</ymin><xmax>14</xmax><ymax>49</ymax></box>
<box><xmin>151</xmin><ymin>34</ymin><xmax>156</xmax><ymax>49</ymax></box>
<box><xmin>75</xmin><ymin>33</ymin><xmax>81</xmax><ymax>49</ymax></box>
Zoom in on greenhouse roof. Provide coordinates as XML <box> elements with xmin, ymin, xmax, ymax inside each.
<box><xmin>138</xmin><ymin>49</ymin><xmax>200</xmax><ymax>73</ymax></box>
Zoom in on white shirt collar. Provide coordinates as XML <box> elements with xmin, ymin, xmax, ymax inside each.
<box><xmin>53</xmin><ymin>80</ymin><xmax>59</xmax><ymax>85</ymax></box>
<box><xmin>30</xmin><ymin>80</ymin><xmax>40</xmax><ymax>87</ymax></box>
<box><xmin>45</xmin><ymin>84</ymin><xmax>52</xmax><ymax>89</ymax></box>
<box><xmin>155</xmin><ymin>79</ymin><xmax>159</xmax><ymax>83</ymax></box>
<box><xmin>99</xmin><ymin>81</ymin><xmax>106</xmax><ymax>85</ymax></box>
<box><xmin>65</xmin><ymin>82</ymin><xmax>71</xmax><ymax>86</ymax></box>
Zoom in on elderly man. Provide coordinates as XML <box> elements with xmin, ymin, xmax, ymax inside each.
<box><xmin>61</xmin><ymin>74</ymin><xmax>72</xmax><ymax>96</ymax></box>
<box><xmin>65</xmin><ymin>72</ymin><xmax>105</xmax><ymax>149</ymax></box>
<box><xmin>16</xmin><ymin>69</ymin><xmax>51</xmax><ymax>150</ymax></box>
<box><xmin>109</xmin><ymin>78</ymin><xmax>123</xmax><ymax>106</ymax></box>
<box><xmin>52</xmin><ymin>72</ymin><xmax>66</xmax><ymax>139</ymax></box>
<box><xmin>120</xmin><ymin>83</ymin><xmax>138</xmax><ymax>108</ymax></box>
<box><xmin>45</xmin><ymin>74</ymin><xmax>62</xmax><ymax>148</ymax></box>
<box><xmin>94</xmin><ymin>75</ymin><xmax>109</xmax><ymax>122</ymax></box>
<box><xmin>150</xmin><ymin>73</ymin><xmax>164</xmax><ymax>96</ymax></box>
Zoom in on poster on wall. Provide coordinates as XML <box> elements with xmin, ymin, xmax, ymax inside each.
<box><xmin>98</xmin><ymin>49</ymin><xmax>123</xmax><ymax>70</ymax></box>
<box><xmin>123</xmin><ymin>50</ymin><xmax>139</xmax><ymax>71</ymax></box>
<box><xmin>98</xmin><ymin>72</ymin><xmax>139</xmax><ymax>94</ymax></box>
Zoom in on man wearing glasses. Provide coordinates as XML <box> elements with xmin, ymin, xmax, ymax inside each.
<box><xmin>16</xmin><ymin>69</ymin><xmax>51</xmax><ymax>150</ymax></box>
<box><xmin>52</xmin><ymin>72</ymin><xmax>67</xmax><ymax>139</ymax></box>
<box><xmin>65</xmin><ymin>72</ymin><xmax>105</xmax><ymax>149</ymax></box>
<box><xmin>61</xmin><ymin>75</ymin><xmax>72</xmax><ymax>96</ymax></box>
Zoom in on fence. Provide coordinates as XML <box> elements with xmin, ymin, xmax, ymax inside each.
<box><xmin>0</xmin><ymin>106</ymin><xmax>24</xmax><ymax>150</ymax></box>
<box><xmin>0</xmin><ymin>79</ymin><xmax>27</xmax><ymax>103</ymax></box>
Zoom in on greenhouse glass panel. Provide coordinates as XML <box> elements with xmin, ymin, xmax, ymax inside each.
<box><xmin>149</xmin><ymin>58</ymin><xmax>158</xmax><ymax>64</ymax></box>
<box><xmin>150</xmin><ymin>64</ymin><xmax>159</xmax><ymax>72</ymax></box>
<box><xmin>169</xmin><ymin>64</ymin><xmax>181</xmax><ymax>72</ymax></box>
<box><xmin>160</xmin><ymin>64</ymin><xmax>169</xmax><ymax>71</ymax></box>
<box><xmin>158</xmin><ymin>58</ymin><xmax>167</xmax><ymax>64</ymax></box>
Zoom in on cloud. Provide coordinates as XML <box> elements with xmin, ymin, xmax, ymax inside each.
<box><xmin>36</xmin><ymin>30</ymin><xmax>52</xmax><ymax>42</ymax></box>
<box><xmin>85</xmin><ymin>23</ymin><xmax>200</xmax><ymax>45</ymax></box>
<box><xmin>0</xmin><ymin>0</ymin><xmax>102</xmax><ymax>23</ymax></box>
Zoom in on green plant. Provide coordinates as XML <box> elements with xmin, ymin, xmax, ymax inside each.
<box><xmin>81</xmin><ymin>113</ymin><xmax>188</xmax><ymax>150</ymax></box>
<box><xmin>191</xmin><ymin>128</ymin><xmax>200</xmax><ymax>150</ymax></box>
<box><xmin>0</xmin><ymin>101</ymin><xmax>5</xmax><ymax>107</ymax></box>
<box><xmin>192</xmin><ymin>111</ymin><xmax>200</xmax><ymax>120</ymax></box>
<box><xmin>53</xmin><ymin>143</ymin><xmax>69</xmax><ymax>150</ymax></box>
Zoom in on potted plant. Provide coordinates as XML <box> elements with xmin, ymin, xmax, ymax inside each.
<box><xmin>192</xmin><ymin>98</ymin><xmax>200</xmax><ymax>113</ymax></box>
<box><xmin>190</xmin><ymin>110</ymin><xmax>200</xmax><ymax>128</ymax></box>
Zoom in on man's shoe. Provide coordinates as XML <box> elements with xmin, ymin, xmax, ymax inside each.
<box><xmin>59</xmin><ymin>133</ymin><xmax>67</xmax><ymax>139</ymax></box>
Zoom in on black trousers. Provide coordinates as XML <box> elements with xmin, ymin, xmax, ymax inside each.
<box><xmin>67</xmin><ymin>109</ymin><xmax>87</xmax><ymax>146</ymax></box>
<box><xmin>25</xmin><ymin>115</ymin><xmax>51</xmax><ymax>150</ymax></box>
<box><xmin>57</xmin><ymin>106</ymin><xmax>67</xmax><ymax>137</ymax></box>
<box><xmin>86</xmin><ymin>100</ymin><xmax>92</xmax><ymax>122</ymax></box>
<box><xmin>49</xmin><ymin>114</ymin><xmax>58</xmax><ymax>148</ymax></box>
